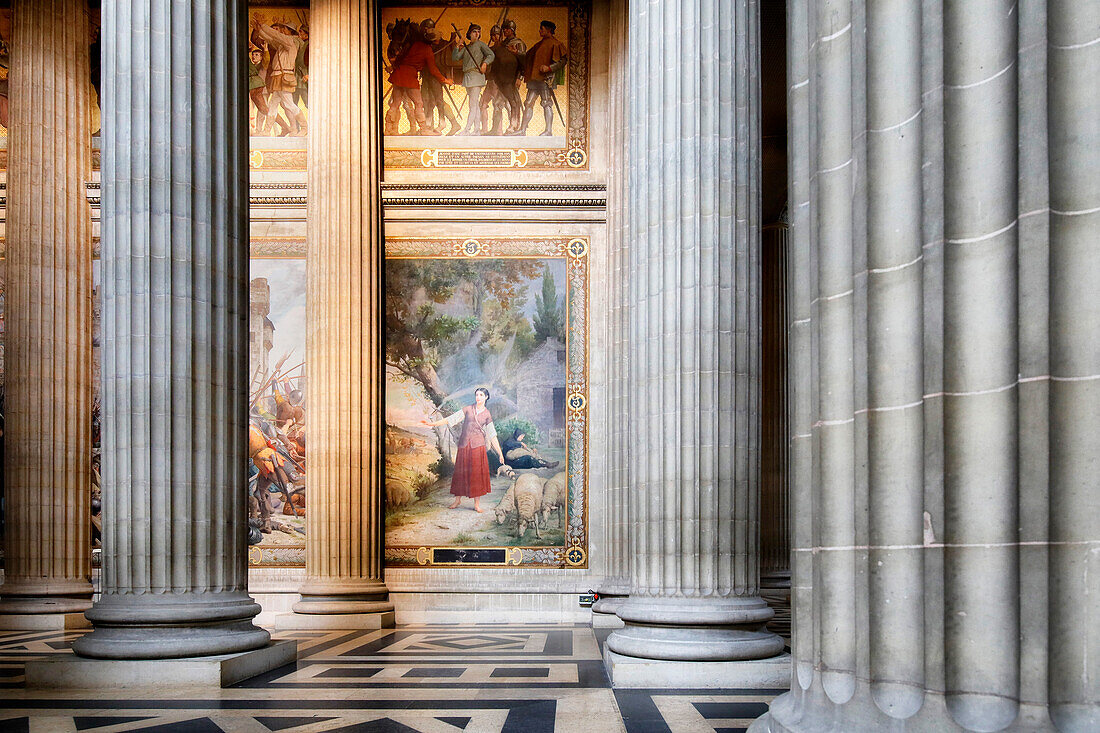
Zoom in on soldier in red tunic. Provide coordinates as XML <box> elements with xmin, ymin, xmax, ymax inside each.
<box><xmin>385</xmin><ymin>19</ymin><xmax>454</xmax><ymax>135</ymax></box>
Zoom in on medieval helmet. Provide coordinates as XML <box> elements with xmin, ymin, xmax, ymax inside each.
<box><xmin>502</xmin><ymin>19</ymin><xmax>517</xmax><ymax>33</ymax></box>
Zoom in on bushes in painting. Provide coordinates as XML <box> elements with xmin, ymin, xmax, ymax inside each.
<box><xmin>495</xmin><ymin>416</ymin><xmax>542</xmax><ymax>448</ymax></box>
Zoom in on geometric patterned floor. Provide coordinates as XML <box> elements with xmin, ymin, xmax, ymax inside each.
<box><xmin>0</xmin><ymin>625</ymin><xmax>786</xmax><ymax>732</ymax></box>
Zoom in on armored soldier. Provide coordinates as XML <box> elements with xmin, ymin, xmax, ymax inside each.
<box><xmin>385</xmin><ymin>19</ymin><xmax>454</xmax><ymax>136</ymax></box>
<box><xmin>513</xmin><ymin>20</ymin><xmax>568</xmax><ymax>137</ymax></box>
<box><xmin>482</xmin><ymin>24</ymin><xmax>523</xmax><ymax>135</ymax></box>
<box><xmin>502</xmin><ymin>18</ymin><xmax>526</xmax><ymax>56</ymax></box>
<box><xmin>419</xmin><ymin>18</ymin><xmax>462</xmax><ymax>135</ymax></box>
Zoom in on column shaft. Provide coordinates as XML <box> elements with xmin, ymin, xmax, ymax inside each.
<box><xmin>865</xmin><ymin>0</ymin><xmax>924</xmax><ymax>717</ymax></box>
<box><xmin>73</xmin><ymin>0</ymin><xmax>268</xmax><ymax>660</ymax></box>
<box><xmin>752</xmin><ymin>0</ymin><xmax>1100</xmax><ymax>731</ymax></box>
<box><xmin>943</xmin><ymin>2</ymin><xmax>1020</xmax><ymax>727</ymax></box>
<box><xmin>812</xmin><ymin>0</ymin><xmax>858</xmax><ymax>703</ymax></box>
<box><xmin>605</xmin><ymin>0</ymin><xmax>781</xmax><ymax>664</ymax></box>
<box><xmin>594</xmin><ymin>0</ymin><xmax>630</xmax><ymax>617</ymax></box>
<box><xmin>0</xmin><ymin>0</ymin><xmax>93</xmax><ymax>615</ymax></box>
<box><xmin>759</xmin><ymin>224</ymin><xmax>790</xmax><ymax>588</ymax></box>
<box><xmin>294</xmin><ymin>0</ymin><xmax>392</xmax><ymax>616</ymax></box>
<box><xmin>1047</xmin><ymin>2</ymin><xmax>1100</xmax><ymax>729</ymax></box>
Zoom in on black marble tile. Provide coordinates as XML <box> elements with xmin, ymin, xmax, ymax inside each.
<box><xmin>693</xmin><ymin>701</ymin><xmax>770</xmax><ymax>719</ymax></box>
<box><xmin>612</xmin><ymin>691</ymin><xmax>672</xmax><ymax>733</ymax></box>
<box><xmin>254</xmin><ymin>717</ymin><xmax>338</xmax><ymax>731</ymax></box>
<box><xmin>326</xmin><ymin>720</ymin><xmax>420</xmax><ymax>733</ymax></box>
<box><xmin>316</xmin><ymin>667</ymin><xmax>384</xmax><ymax>678</ymax></box>
<box><xmin>402</xmin><ymin>668</ymin><xmax>466</xmax><ymax>678</ymax></box>
<box><xmin>74</xmin><ymin>716</ymin><xmax>155</xmax><ymax>730</ymax></box>
<box><xmin>501</xmin><ymin>700</ymin><xmax>556</xmax><ymax>733</ymax></box>
<box><xmin>489</xmin><ymin>667</ymin><xmax>550</xmax><ymax>678</ymax></box>
<box><xmin>435</xmin><ymin>716</ymin><xmax>471</xmax><ymax>730</ymax></box>
<box><xmin>143</xmin><ymin>719</ymin><xmax>223</xmax><ymax>733</ymax></box>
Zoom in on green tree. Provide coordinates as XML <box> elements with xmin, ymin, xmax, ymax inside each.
<box><xmin>532</xmin><ymin>267</ymin><xmax>565</xmax><ymax>344</ymax></box>
<box><xmin>385</xmin><ymin>258</ymin><xmax>543</xmax><ymax>406</ymax></box>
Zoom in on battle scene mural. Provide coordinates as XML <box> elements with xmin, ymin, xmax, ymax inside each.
<box><xmin>384</xmin><ymin>237</ymin><xmax>589</xmax><ymax>569</ymax></box>
<box><xmin>382</xmin><ymin>1</ymin><xmax>591</xmax><ymax>171</ymax></box>
<box><xmin>247</xmin><ymin>258</ymin><xmax>308</xmax><ymax>566</ymax></box>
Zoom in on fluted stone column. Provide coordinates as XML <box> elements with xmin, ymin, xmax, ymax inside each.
<box><xmin>0</xmin><ymin>0</ymin><xmax>94</xmax><ymax>624</ymax></box>
<box><xmin>751</xmin><ymin>0</ymin><xmax>1100</xmax><ymax>730</ymax></box>
<box><xmin>759</xmin><ymin>223</ymin><xmax>790</xmax><ymax>591</ymax></box>
<box><xmin>290</xmin><ymin>0</ymin><xmax>393</xmax><ymax>625</ymax></box>
<box><xmin>604</xmin><ymin>0</ymin><xmax>784</xmax><ymax>683</ymax></box>
<box><xmin>592</xmin><ymin>0</ymin><xmax>630</xmax><ymax>628</ymax></box>
<box><xmin>71</xmin><ymin>0</ymin><xmax>270</xmax><ymax>659</ymax></box>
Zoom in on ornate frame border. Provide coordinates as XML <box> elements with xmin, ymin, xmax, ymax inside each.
<box><xmin>384</xmin><ymin>236</ymin><xmax>590</xmax><ymax>569</ymax></box>
<box><xmin>380</xmin><ymin>0</ymin><xmax>592</xmax><ymax>171</ymax></box>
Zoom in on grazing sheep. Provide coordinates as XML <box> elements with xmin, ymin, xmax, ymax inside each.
<box><xmin>512</xmin><ymin>473</ymin><xmax>545</xmax><ymax>538</ymax></box>
<box><xmin>540</xmin><ymin>470</ymin><xmax>568</xmax><ymax>528</ymax></box>
<box><xmin>494</xmin><ymin>478</ymin><xmax>518</xmax><ymax>524</ymax></box>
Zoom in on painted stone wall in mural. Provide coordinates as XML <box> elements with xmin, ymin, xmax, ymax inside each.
<box><xmin>382</xmin><ymin>1</ymin><xmax>591</xmax><ymax>171</ymax></box>
<box><xmin>384</xmin><ymin>238</ymin><xmax>589</xmax><ymax>569</ymax></box>
<box><xmin>247</xmin><ymin>258</ymin><xmax>308</xmax><ymax>565</ymax></box>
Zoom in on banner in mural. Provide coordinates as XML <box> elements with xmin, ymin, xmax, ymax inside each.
<box><xmin>384</xmin><ymin>237</ymin><xmax>589</xmax><ymax>569</ymax></box>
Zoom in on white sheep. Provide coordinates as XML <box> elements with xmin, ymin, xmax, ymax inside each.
<box><xmin>512</xmin><ymin>473</ymin><xmax>545</xmax><ymax>539</ymax></box>
<box><xmin>540</xmin><ymin>470</ymin><xmax>567</xmax><ymax>528</ymax></box>
<box><xmin>494</xmin><ymin>479</ymin><xmax>518</xmax><ymax>525</ymax></box>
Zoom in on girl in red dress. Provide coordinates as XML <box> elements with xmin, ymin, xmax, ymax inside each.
<box><xmin>423</xmin><ymin>387</ymin><xmax>504</xmax><ymax>513</ymax></box>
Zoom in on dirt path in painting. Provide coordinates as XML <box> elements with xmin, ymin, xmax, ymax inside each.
<box><xmin>385</xmin><ymin>462</ymin><xmax>567</xmax><ymax>547</ymax></box>
<box><xmin>385</xmin><ymin>480</ymin><xmax>512</xmax><ymax>546</ymax></box>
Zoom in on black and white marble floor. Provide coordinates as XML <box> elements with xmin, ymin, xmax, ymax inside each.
<box><xmin>0</xmin><ymin>624</ymin><xmax>788</xmax><ymax>732</ymax></box>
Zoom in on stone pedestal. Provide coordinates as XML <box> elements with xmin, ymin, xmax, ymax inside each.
<box><xmin>0</xmin><ymin>0</ymin><xmax>94</xmax><ymax>624</ymax></box>
<box><xmin>275</xmin><ymin>611</ymin><xmax>395</xmax><ymax>631</ymax></box>
<box><xmin>751</xmin><ymin>0</ymin><xmax>1100</xmax><ymax>730</ymax></box>
<box><xmin>605</xmin><ymin>0</ymin><xmax>783</xmax><ymax>684</ymax></box>
<box><xmin>605</xmin><ymin>650</ymin><xmax>791</xmax><ymax>690</ymax></box>
<box><xmin>291</xmin><ymin>0</ymin><xmax>393</xmax><ymax>627</ymax></box>
<box><xmin>27</xmin><ymin>641</ymin><xmax>297</xmax><ymax>689</ymax></box>
<box><xmin>71</xmin><ymin>0</ymin><xmax>275</xmax><ymax>667</ymax></box>
<box><xmin>591</xmin><ymin>596</ymin><xmax>626</xmax><ymax>628</ymax></box>
<box><xmin>0</xmin><ymin>613</ymin><xmax>90</xmax><ymax>631</ymax></box>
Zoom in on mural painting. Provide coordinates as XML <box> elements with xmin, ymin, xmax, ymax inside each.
<box><xmin>247</xmin><ymin>258</ymin><xmax>308</xmax><ymax>566</ymax></box>
<box><xmin>0</xmin><ymin>9</ymin><xmax>104</xmax><ymax>141</ymax></box>
<box><xmin>384</xmin><ymin>237</ymin><xmax>589</xmax><ymax>569</ymax></box>
<box><xmin>247</xmin><ymin>6</ymin><xmax>310</xmax><ymax>172</ymax></box>
<box><xmin>382</xmin><ymin>1</ymin><xmax>591</xmax><ymax>171</ymax></box>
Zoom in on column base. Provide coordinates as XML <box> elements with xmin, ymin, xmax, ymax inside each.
<box><xmin>0</xmin><ymin>612</ymin><xmax>91</xmax><ymax>631</ymax></box>
<box><xmin>26</xmin><ymin>640</ymin><xmax>297</xmax><ymax>689</ymax></box>
<box><xmin>274</xmin><ymin>610</ymin><xmax>395</xmax><ymax>630</ymax></box>
<box><xmin>604</xmin><ymin>648</ymin><xmax>791</xmax><ymax>689</ymax></box>
<box><xmin>606</xmin><ymin>596</ymin><xmax>785</xmax><ymax>662</ymax></box>
<box><xmin>0</xmin><ymin>585</ymin><xmax>93</xmax><ymax>615</ymax></box>
<box><xmin>292</xmin><ymin>578</ymin><xmax>395</xmax><ymax>616</ymax></box>
<box><xmin>73</xmin><ymin>592</ymin><xmax>270</xmax><ymax>660</ymax></box>
<box><xmin>591</xmin><ymin>595</ymin><xmax>627</xmax><ymax>628</ymax></box>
